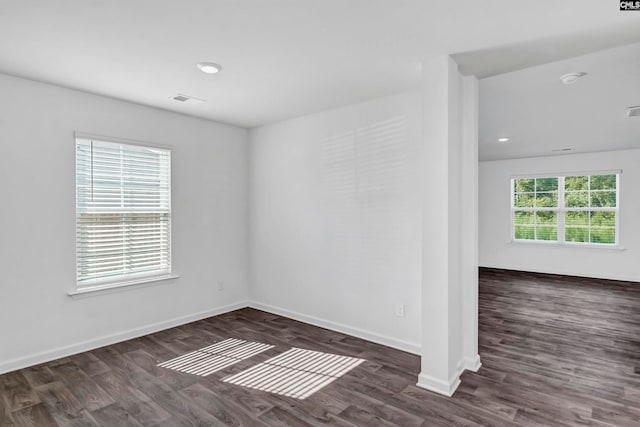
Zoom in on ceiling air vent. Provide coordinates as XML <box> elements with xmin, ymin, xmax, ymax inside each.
<box><xmin>627</xmin><ymin>106</ymin><xmax>640</xmax><ymax>118</ymax></box>
<box><xmin>170</xmin><ymin>94</ymin><xmax>205</xmax><ymax>105</ymax></box>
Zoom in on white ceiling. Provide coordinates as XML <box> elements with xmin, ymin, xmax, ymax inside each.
<box><xmin>454</xmin><ymin>27</ymin><xmax>640</xmax><ymax>79</ymax></box>
<box><xmin>479</xmin><ymin>42</ymin><xmax>640</xmax><ymax>161</ymax></box>
<box><xmin>1</xmin><ymin>1</ymin><xmax>639</xmax><ymax>128</ymax></box>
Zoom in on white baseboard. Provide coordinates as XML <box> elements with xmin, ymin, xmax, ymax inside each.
<box><xmin>462</xmin><ymin>354</ymin><xmax>482</xmax><ymax>372</ymax></box>
<box><xmin>247</xmin><ymin>300</ymin><xmax>421</xmax><ymax>355</ymax></box>
<box><xmin>417</xmin><ymin>371</ymin><xmax>461</xmax><ymax>397</ymax></box>
<box><xmin>2</xmin><ymin>299</ymin><xmax>421</xmax><ymax>375</ymax></box>
<box><xmin>0</xmin><ymin>300</ymin><xmax>249</xmax><ymax>375</ymax></box>
<box><xmin>416</xmin><ymin>353</ymin><xmax>481</xmax><ymax>397</ymax></box>
<box><xmin>479</xmin><ymin>263</ymin><xmax>640</xmax><ymax>283</ymax></box>
<box><xmin>3</xmin><ymin>295</ymin><xmax>479</xmax><ymax>400</ymax></box>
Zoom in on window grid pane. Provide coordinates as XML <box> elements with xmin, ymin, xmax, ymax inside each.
<box><xmin>512</xmin><ymin>173</ymin><xmax>618</xmax><ymax>246</ymax></box>
<box><xmin>512</xmin><ymin>177</ymin><xmax>559</xmax><ymax>242</ymax></box>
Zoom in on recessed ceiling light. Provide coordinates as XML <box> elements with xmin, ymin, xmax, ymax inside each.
<box><xmin>197</xmin><ymin>62</ymin><xmax>222</xmax><ymax>74</ymax></box>
<box><xmin>497</xmin><ymin>137</ymin><xmax>510</xmax><ymax>143</ymax></box>
<box><xmin>560</xmin><ymin>72</ymin><xmax>587</xmax><ymax>85</ymax></box>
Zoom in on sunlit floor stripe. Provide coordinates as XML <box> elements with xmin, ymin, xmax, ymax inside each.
<box><xmin>159</xmin><ymin>338</ymin><xmax>245</xmax><ymax>369</ymax></box>
<box><xmin>157</xmin><ymin>338</ymin><xmax>274</xmax><ymax>377</ymax></box>
<box><xmin>222</xmin><ymin>348</ymin><xmax>365</xmax><ymax>399</ymax></box>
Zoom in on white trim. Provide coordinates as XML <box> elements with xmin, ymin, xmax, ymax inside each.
<box><xmin>462</xmin><ymin>354</ymin><xmax>482</xmax><ymax>372</ymax></box>
<box><xmin>74</xmin><ymin>131</ymin><xmax>173</xmax><ymax>151</ymax></box>
<box><xmin>68</xmin><ymin>274</ymin><xmax>180</xmax><ymax>298</ymax></box>
<box><xmin>2</xmin><ymin>299</ymin><xmax>423</xmax><ymax>376</ymax></box>
<box><xmin>416</xmin><ymin>354</ymin><xmax>481</xmax><ymax>397</ymax></box>
<box><xmin>417</xmin><ymin>371</ymin><xmax>461</xmax><ymax>397</ymax></box>
<box><xmin>510</xmin><ymin>169</ymin><xmax>622</xmax><ymax>179</ymax></box>
<box><xmin>0</xmin><ymin>300</ymin><xmax>249</xmax><ymax>375</ymax></box>
<box><xmin>247</xmin><ymin>300</ymin><xmax>421</xmax><ymax>355</ymax></box>
<box><xmin>508</xmin><ymin>240</ymin><xmax>626</xmax><ymax>251</ymax></box>
<box><xmin>479</xmin><ymin>263</ymin><xmax>640</xmax><ymax>283</ymax></box>
<box><xmin>558</xmin><ymin>177</ymin><xmax>566</xmax><ymax>242</ymax></box>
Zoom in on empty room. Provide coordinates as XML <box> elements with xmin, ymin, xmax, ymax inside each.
<box><xmin>1</xmin><ymin>1</ymin><xmax>639</xmax><ymax>426</ymax></box>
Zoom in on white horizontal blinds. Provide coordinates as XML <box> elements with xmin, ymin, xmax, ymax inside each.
<box><xmin>564</xmin><ymin>173</ymin><xmax>618</xmax><ymax>245</ymax></box>
<box><xmin>512</xmin><ymin>172</ymin><xmax>619</xmax><ymax>246</ymax></box>
<box><xmin>76</xmin><ymin>138</ymin><xmax>171</xmax><ymax>285</ymax></box>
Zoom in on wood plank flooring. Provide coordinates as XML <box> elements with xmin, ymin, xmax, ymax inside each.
<box><xmin>2</xmin><ymin>268</ymin><xmax>640</xmax><ymax>426</ymax></box>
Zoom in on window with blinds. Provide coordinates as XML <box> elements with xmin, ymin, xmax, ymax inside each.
<box><xmin>512</xmin><ymin>172</ymin><xmax>619</xmax><ymax>246</ymax></box>
<box><xmin>76</xmin><ymin>137</ymin><xmax>171</xmax><ymax>287</ymax></box>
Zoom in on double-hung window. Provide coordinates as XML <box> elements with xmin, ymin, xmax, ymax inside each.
<box><xmin>76</xmin><ymin>136</ymin><xmax>171</xmax><ymax>289</ymax></box>
<box><xmin>512</xmin><ymin>172</ymin><xmax>619</xmax><ymax>246</ymax></box>
<box><xmin>512</xmin><ymin>177</ymin><xmax>559</xmax><ymax>241</ymax></box>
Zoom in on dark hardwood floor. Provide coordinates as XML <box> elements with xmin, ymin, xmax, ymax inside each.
<box><xmin>2</xmin><ymin>268</ymin><xmax>640</xmax><ymax>426</ymax></box>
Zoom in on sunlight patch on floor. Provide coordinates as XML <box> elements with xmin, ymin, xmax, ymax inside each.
<box><xmin>157</xmin><ymin>338</ymin><xmax>274</xmax><ymax>376</ymax></box>
<box><xmin>222</xmin><ymin>347</ymin><xmax>365</xmax><ymax>399</ymax></box>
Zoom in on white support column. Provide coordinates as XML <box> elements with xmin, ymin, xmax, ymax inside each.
<box><xmin>417</xmin><ymin>56</ymin><xmax>480</xmax><ymax>397</ymax></box>
<box><xmin>461</xmin><ymin>75</ymin><xmax>482</xmax><ymax>373</ymax></box>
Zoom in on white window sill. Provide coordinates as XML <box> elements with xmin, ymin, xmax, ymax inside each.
<box><xmin>68</xmin><ymin>274</ymin><xmax>179</xmax><ymax>299</ymax></box>
<box><xmin>508</xmin><ymin>240</ymin><xmax>626</xmax><ymax>251</ymax></box>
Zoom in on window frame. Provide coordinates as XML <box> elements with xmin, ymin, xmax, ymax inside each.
<box><xmin>74</xmin><ymin>132</ymin><xmax>174</xmax><ymax>293</ymax></box>
<box><xmin>510</xmin><ymin>170</ymin><xmax>620</xmax><ymax>247</ymax></box>
<box><xmin>511</xmin><ymin>177</ymin><xmax>560</xmax><ymax>242</ymax></box>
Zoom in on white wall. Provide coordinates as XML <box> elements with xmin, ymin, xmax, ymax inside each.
<box><xmin>0</xmin><ymin>73</ymin><xmax>250</xmax><ymax>373</ymax></box>
<box><xmin>479</xmin><ymin>149</ymin><xmax>640</xmax><ymax>282</ymax></box>
<box><xmin>249</xmin><ymin>92</ymin><xmax>422</xmax><ymax>353</ymax></box>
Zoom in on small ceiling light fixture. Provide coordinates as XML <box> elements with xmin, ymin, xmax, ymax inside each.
<box><xmin>497</xmin><ymin>137</ymin><xmax>510</xmax><ymax>143</ymax></box>
<box><xmin>560</xmin><ymin>72</ymin><xmax>587</xmax><ymax>85</ymax></box>
<box><xmin>197</xmin><ymin>62</ymin><xmax>222</xmax><ymax>74</ymax></box>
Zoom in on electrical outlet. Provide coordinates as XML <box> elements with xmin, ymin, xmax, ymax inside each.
<box><xmin>218</xmin><ymin>281</ymin><xmax>225</xmax><ymax>291</ymax></box>
<box><xmin>395</xmin><ymin>303</ymin><xmax>405</xmax><ymax>318</ymax></box>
